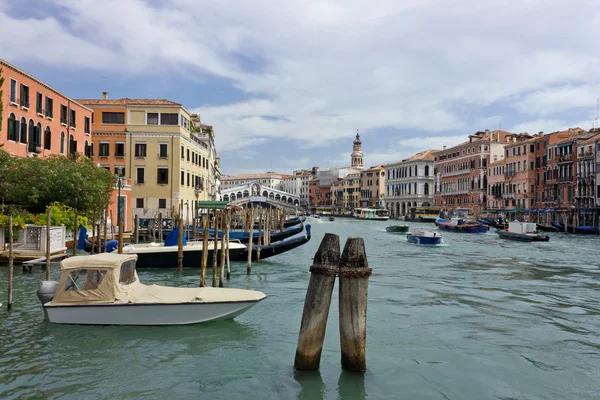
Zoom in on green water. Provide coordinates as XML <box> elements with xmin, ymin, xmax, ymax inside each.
<box><xmin>1</xmin><ymin>219</ymin><xmax>599</xmax><ymax>399</ymax></box>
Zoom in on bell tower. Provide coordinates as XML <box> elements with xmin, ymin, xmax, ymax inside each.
<box><xmin>351</xmin><ymin>130</ymin><xmax>363</xmax><ymax>170</ymax></box>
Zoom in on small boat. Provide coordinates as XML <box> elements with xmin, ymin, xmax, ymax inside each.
<box><xmin>536</xmin><ymin>223</ymin><xmax>559</xmax><ymax>232</ymax></box>
<box><xmin>435</xmin><ymin>218</ymin><xmax>489</xmax><ymax>233</ymax></box>
<box><xmin>284</xmin><ymin>216</ymin><xmax>306</xmax><ymax>228</ymax></box>
<box><xmin>310</xmin><ymin>214</ymin><xmax>321</xmax><ymax>219</ymax></box>
<box><xmin>496</xmin><ymin>222</ymin><xmax>550</xmax><ymax>242</ymax></box>
<box><xmin>407</xmin><ymin>229</ymin><xmax>442</xmax><ymax>245</ymax></box>
<box><xmin>328</xmin><ymin>216</ymin><xmax>335</xmax><ymax>222</ymax></box>
<box><xmin>213</xmin><ymin>222</ymin><xmax>304</xmax><ymax>244</ymax></box>
<box><xmin>550</xmin><ymin>223</ymin><xmax>599</xmax><ymax>234</ymax></box>
<box><xmin>36</xmin><ymin>253</ymin><xmax>266</xmax><ymax>325</ymax></box>
<box><xmin>355</xmin><ymin>208</ymin><xmax>390</xmax><ymax>221</ymax></box>
<box><xmin>386</xmin><ymin>225</ymin><xmax>409</xmax><ymax>233</ymax></box>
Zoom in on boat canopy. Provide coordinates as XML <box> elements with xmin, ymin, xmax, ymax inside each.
<box><xmin>51</xmin><ymin>253</ymin><xmax>263</xmax><ymax>306</ymax></box>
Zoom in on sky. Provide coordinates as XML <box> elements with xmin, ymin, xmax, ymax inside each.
<box><xmin>2</xmin><ymin>0</ymin><xmax>600</xmax><ymax>175</ymax></box>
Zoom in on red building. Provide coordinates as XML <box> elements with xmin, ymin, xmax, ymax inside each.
<box><xmin>1</xmin><ymin>59</ymin><xmax>92</xmax><ymax>157</ymax></box>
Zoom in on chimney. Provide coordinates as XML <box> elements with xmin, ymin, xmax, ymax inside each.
<box><xmin>443</xmin><ymin>145</ymin><xmax>447</xmax><ymax>150</ymax></box>
<box><xmin>102</xmin><ymin>92</ymin><xmax>108</xmax><ymax>100</ymax></box>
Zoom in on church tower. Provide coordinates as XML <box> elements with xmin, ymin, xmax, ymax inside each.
<box><xmin>351</xmin><ymin>130</ymin><xmax>363</xmax><ymax>170</ymax></box>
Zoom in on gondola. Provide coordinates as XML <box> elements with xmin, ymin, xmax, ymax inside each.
<box><xmin>234</xmin><ymin>225</ymin><xmax>312</xmax><ymax>262</ymax></box>
<box><xmin>536</xmin><ymin>224</ymin><xmax>559</xmax><ymax>232</ymax></box>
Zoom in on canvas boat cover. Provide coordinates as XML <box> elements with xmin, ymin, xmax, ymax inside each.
<box><xmin>50</xmin><ymin>253</ymin><xmax>265</xmax><ymax>306</ymax></box>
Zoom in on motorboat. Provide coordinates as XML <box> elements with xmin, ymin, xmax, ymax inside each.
<box><xmin>36</xmin><ymin>253</ymin><xmax>266</xmax><ymax>325</ymax></box>
<box><xmin>406</xmin><ymin>229</ymin><xmax>442</xmax><ymax>245</ymax></box>
<box><xmin>435</xmin><ymin>217</ymin><xmax>489</xmax><ymax>233</ymax></box>
<box><xmin>355</xmin><ymin>208</ymin><xmax>390</xmax><ymax>221</ymax></box>
<box><xmin>386</xmin><ymin>225</ymin><xmax>409</xmax><ymax>233</ymax></box>
<box><xmin>328</xmin><ymin>216</ymin><xmax>335</xmax><ymax>222</ymax></box>
<box><xmin>496</xmin><ymin>222</ymin><xmax>550</xmax><ymax>242</ymax></box>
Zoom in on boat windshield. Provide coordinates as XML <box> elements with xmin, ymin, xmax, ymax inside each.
<box><xmin>119</xmin><ymin>260</ymin><xmax>138</xmax><ymax>286</ymax></box>
<box><xmin>65</xmin><ymin>269</ymin><xmax>109</xmax><ymax>291</ymax></box>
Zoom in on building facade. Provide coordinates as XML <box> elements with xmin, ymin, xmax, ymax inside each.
<box><xmin>434</xmin><ymin>130</ymin><xmax>515</xmax><ymax>215</ymax></box>
<box><xmin>503</xmin><ymin>133</ymin><xmax>536</xmax><ymax>210</ymax></box>
<box><xmin>360</xmin><ymin>165</ymin><xmax>385</xmax><ymax>208</ymax></box>
<box><xmin>575</xmin><ymin>132</ymin><xmax>599</xmax><ymax>209</ymax></box>
<box><xmin>383</xmin><ymin>150</ymin><xmax>436</xmax><ymax>217</ymax></box>
<box><xmin>487</xmin><ymin>159</ymin><xmax>505</xmax><ymax>210</ymax></box>
<box><xmin>342</xmin><ymin>172</ymin><xmax>361</xmax><ymax>212</ymax></box>
<box><xmin>2</xmin><ymin>59</ymin><xmax>92</xmax><ymax>158</ymax></box>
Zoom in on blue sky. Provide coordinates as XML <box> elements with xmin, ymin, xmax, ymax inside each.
<box><xmin>2</xmin><ymin>0</ymin><xmax>599</xmax><ymax>175</ymax></box>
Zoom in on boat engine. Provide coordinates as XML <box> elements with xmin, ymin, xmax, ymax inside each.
<box><xmin>36</xmin><ymin>280</ymin><xmax>59</xmax><ymax>307</ymax></box>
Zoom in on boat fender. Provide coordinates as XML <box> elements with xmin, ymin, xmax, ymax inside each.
<box><xmin>37</xmin><ymin>280</ymin><xmax>59</xmax><ymax>306</ymax></box>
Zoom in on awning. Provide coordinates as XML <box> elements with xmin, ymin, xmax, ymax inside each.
<box><xmin>198</xmin><ymin>201</ymin><xmax>229</xmax><ymax>210</ymax></box>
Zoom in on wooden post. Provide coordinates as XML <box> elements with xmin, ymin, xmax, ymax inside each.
<box><xmin>177</xmin><ymin>217</ymin><xmax>184</xmax><ymax>271</ymax></box>
<box><xmin>201</xmin><ymin>214</ymin><xmax>209</xmax><ymax>287</ymax></box>
<box><xmin>96</xmin><ymin>223</ymin><xmax>101</xmax><ymax>252</ymax></box>
<box><xmin>247</xmin><ymin>207</ymin><xmax>254</xmax><ymax>274</ymax></box>
<box><xmin>134</xmin><ymin>215</ymin><xmax>139</xmax><ymax>244</ymax></box>
<box><xmin>110</xmin><ymin>209</ymin><xmax>114</xmax><ymax>240</ymax></box>
<box><xmin>192</xmin><ymin>211</ymin><xmax>197</xmax><ymax>241</ymax></box>
<box><xmin>280</xmin><ymin>209</ymin><xmax>284</xmax><ymax>232</ymax></box>
<box><xmin>91</xmin><ymin>207</ymin><xmax>96</xmax><ymax>255</ymax></box>
<box><xmin>219</xmin><ymin>210</ymin><xmax>226</xmax><ymax>287</ymax></box>
<box><xmin>226</xmin><ymin>209</ymin><xmax>231</xmax><ymax>280</ymax></box>
<box><xmin>118</xmin><ymin>211</ymin><xmax>124</xmax><ymax>254</ymax></box>
<box><xmin>212</xmin><ymin>210</ymin><xmax>218</xmax><ymax>287</ymax></box>
<box><xmin>339</xmin><ymin>237</ymin><xmax>371</xmax><ymax>372</ymax></box>
<box><xmin>73</xmin><ymin>209</ymin><xmax>79</xmax><ymax>256</ymax></box>
<box><xmin>158</xmin><ymin>212</ymin><xmax>163</xmax><ymax>243</ymax></box>
<box><xmin>294</xmin><ymin>233</ymin><xmax>341</xmax><ymax>370</ymax></box>
<box><xmin>256</xmin><ymin>208</ymin><xmax>262</xmax><ymax>262</ymax></box>
<box><xmin>7</xmin><ymin>215</ymin><xmax>14</xmax><ymax>311</ymax></box>
<box><xmin>45</xmin><ymin>207</ymin><xmax>51</xmax><ymax>280</ymax></box>
<box><xmin>103</xmin><ymin>207</ymin><xmax>108</xmax><ymax>253</ymax></box>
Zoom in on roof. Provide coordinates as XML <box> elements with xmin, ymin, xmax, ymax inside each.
<box><xmin>77</xmin><ymin>98</ymin><xmax>181</xmax><ymax>106</ymax></box>
<box><xmin>222</xmin><ymin>173</ymin><xmax>291</xmax><ymax>180</ymax></box>
<box><xmin>61</xmin><ymin>253</ymin><xmax>138</xmax><ymax>271</ymax></box>
<box><xmin>404</xmin><ymin>149</ymin><xmax>438</xmax><ymax>161</ymax></box>
<box><xmin>579</xmin><ymin>132</ymin><xmax>600</xmax><ymax>145</ymax></box>
<box><xmin>488</xmin><ymin>158</ymin><xmax>506</xmax><ymax>166</ymax></box>
<box><xmin>0</xmin><ymin>58</ymin><xmax>93</xmax><ymax>112</ymax></box>
<box><xmin>553</xmin><ymin>129</ymin><xmax>596</xmax><ymax>146</ymax></box>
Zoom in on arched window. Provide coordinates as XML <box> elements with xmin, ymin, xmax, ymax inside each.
<box><xmin>44</xmin><ymin>127</ymin><xmax>51</xmax><ymax>150</ymax></box>
<box><xmin>69</xmin><ymin>134</ymin><xmax>75</xmax><ymax>154</ymax></box>
<box><xmin>424</xmin><ymin>165</ymin><xmax>429</xmax><ymax>176</ymax></box>
<box><xmin>60</xmin><ymin>131</ymin><xmax>65</xmax><ymax>154</ymax></box>
<box><xmin>7</xmin><ymin>113</ymin><xmax>17</xmax><ymax>141</ymax></box>
<box><xmin>84</xmin><ymin>140</ymin><xmax>91</xmax><ymax>158</ymax></box>
<box><xmin>28</xmin><ymin>119</ymin><xmax>35</xmax><ymax>152</ymax></box>
<box><xmin>20</xmin><ymin>117</ymin><xmax>27</xmax><ymax>143</ymax></box>
<box><xmin>424</xmin><ymin>183</ymin><xmax>429</xmax><ymax>195</ymax></box>
<box><xmin>35</xmin><ymin>122</ymin><xmax>42</xmax><ymax>147</ymax></box>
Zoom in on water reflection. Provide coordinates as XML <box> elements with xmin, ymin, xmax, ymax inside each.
<box><xmin>337</xmin><ymin>370</ymin><xmax>367</xmax><ymax>400</ymax></box>
<box><xmin>294</xmin><ymin>369</ymin><xmax>325</xmax><ymax>400</ymax></box>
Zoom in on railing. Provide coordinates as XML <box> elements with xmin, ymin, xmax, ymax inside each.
<box><xmin>442</xmin><ymin>169</ymin><xmax>470</xmax><ymax>177</ymax></box>
<box><xmin>502</xmin><ymin>193</ymin><xmax>515</xmax><ymax>199</ymax></box>
<box><xmin>439</xmin><ymin>189</ymin><xmax>470</xmax><ymax>195</ymax></box>
<box><xmin>557</xmin><ymin>176</ymin><xmax>573</xmax><ymax>182</ymax></box>
<box><xmin>557</xmin><ymin>154</ymin><xmax>573</xmax><ymax>162</ymax></box>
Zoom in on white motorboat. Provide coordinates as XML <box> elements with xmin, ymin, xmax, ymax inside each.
<box><xmin>37</xmin><ymin>253</ymin><xmax>266</xmax><ymax>325</ymax></box>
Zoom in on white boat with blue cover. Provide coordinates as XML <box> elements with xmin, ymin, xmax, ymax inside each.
<box><xmin>407</xmin><ymin>229</ymin><xmax>443</xmax><ymax>245</ymax></box>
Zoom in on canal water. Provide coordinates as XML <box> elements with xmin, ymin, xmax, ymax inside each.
<box><xmin>1</xmin><ymin>218</ymin><xmax>599</xmax><ymax>399</ymax></box>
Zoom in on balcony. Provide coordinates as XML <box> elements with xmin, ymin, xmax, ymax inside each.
<box><xmin>557</xmin><ymin>154</ymin><xmax>573</xmax><ymax>163</ymax></box>
<box><xmin>440</xmin><ymin>189</ymin><xmax>470</xmax><ymax>196</ymax></box>
<box><xmin>502</xmin><ymin>193</ymin><xmax>515</xmax><ymax>199</ymax></box>
<box><xmin>578</xmin><ymin>151</ymin><xmax>594</xmax><ymax>160</ymax></box>
<box><xmin>443</xmin><ymin>169</ymin><xmax>470</xmax><ymax>177</ymax></box>
<box><xmin>557</xmin><ymin>176</ymin><xmax>573</xmax><ymax>183</ymax></box>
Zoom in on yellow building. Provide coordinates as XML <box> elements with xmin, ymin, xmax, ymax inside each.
<box><xmin>343</xmin><ymin>172</ymin><xmax>361</xmax><ymax>211</ymax></box>
<box><xmin>79</xmin><ymin>96</ymin><xmax>218</xmax><ymax>223</ymax></box>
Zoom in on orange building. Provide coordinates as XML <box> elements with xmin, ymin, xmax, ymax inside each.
<box><xmin>1</xmin><ymin>59</ymin><xmax>92</xmax><ymax>158</ymax></box>
<box><xmin>360</xmin><ymin>165</ymin><xmax>385</xmax><ymax>207</ymax></box>
<box><xmin>503</xmin><ymin>133</ymin><xmax>536</xmax><ymax>210</ymax></box>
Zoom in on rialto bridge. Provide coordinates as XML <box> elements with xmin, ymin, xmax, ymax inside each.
<box><xmin>221</xmin><ymin>182</ymin><xmax>300</xmax><ymax>210</ymax></box>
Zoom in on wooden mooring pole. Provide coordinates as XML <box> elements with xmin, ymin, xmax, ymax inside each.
<box><xmin>212</xmin><ymin>210</ymin><xmax>219</xmax><ymax>287</ymax></box>
<box><xmin>91</xmin><ymin>208</ymin><xmax>96</xmax><ymax>255</ymax></box>
<box><xmin>177</xmin><ymin>217</ymin><xmax>184</xmax><ymax>271</ymax></box>
<box><xmin>219</xmin><ymin>210</ymin><xmax>226</xmax><ymax>287</ymax></box>
<box><xmin>73</xmin><ymin>209</ymin><xmax>79</xmax><ymax>256</ymax></box>
<box><xmin>247</xmin><ymin>207</ymin><xmax>254</xmax><ymax>274</ymax></box>
<box><xmin>118</xmin><ymin>212</ymin><xmax>124</xmax><ymax>254</ymax></box>
<box><xmin>200</xmin><ymin>214</ymin><xmax>209</xmax><ymax>287</ymax></box>
<box><xmin>45</xmin><ymin>207</ymin><xmax>51</xmax><ymax>280</ymax></box>
<box><xmin>295</xmin><ymin>233</ymin><xmax>341</xmax><ymax>370</ymax></box>
<box><xmin>7</xmin><ymin>215</ymin><xmax>14</xmax><ymax>311</ymax></box>
<box><xmin>134</xmin><ymin>215</ymin><xmax>139</xmax><ymax>244</ymax></box>
<box><xmin>339</xmin><ymin>237</ymin><xmax>371</xmax><ymax>372</ymax></box>
<box><xmin>226</xmin><ymin>209</ymin><xmax>231</xmax><ymax>280</ymax></box>
<box><xmin>158</xmin><ymin>212</ymin><xmax>163</xmax><ymax>243</ymax></box>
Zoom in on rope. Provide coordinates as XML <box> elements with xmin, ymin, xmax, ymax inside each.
<box><xmin>309</xmin><ymin>265</ymin><xmax>372</xmax><ymax>278</ymax></box>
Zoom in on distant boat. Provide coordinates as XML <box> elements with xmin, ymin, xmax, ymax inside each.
<box><xmin>496</xmin><ymin>222</ymin><xmax>550</xmax><ymax>242</ymax></box>
<box><xmin>355</xmin><ymin>208</ymin><xmax>390</xmax><ymax>221</ymax></box>
<box><xmin>386</xmin><ymin>225</ymin><xmax>409</xmax><ymax>233</ymax></box>
<box><xmin>407</xmin><ymin>229</ymin><xmax>442</xmax><ymax>245</ymax></box>
<box><xmin>435</xmin><ymin>218</ymin><xmax>489</xmax><ymax>233</ymax></box>
<box><xmin>328</xmin><ymin>216</ymin><xmax>335</xmax><ymax>222</ymax></box>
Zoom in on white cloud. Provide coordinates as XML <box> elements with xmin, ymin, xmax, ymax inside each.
<box><xmin>2</xmin><ymin>0</ymin><xmax>600</xmax><ymax>169</ymax></box>
<box><xmin>508</xmin><ymin>119</ymin><xmax>595</xmax><ymax>135</ymax></box>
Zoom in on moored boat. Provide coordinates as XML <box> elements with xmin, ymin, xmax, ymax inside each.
<box><xmin>435</xmin><ymin>218</ymin><xmax>489</xmax><ymax>233</ymax></box>
<box><xmin>386</xmin><ymin>225</ymin><xmax>409</xmax><ymax>233</ymax></box>
<box><xmin>536</xmin><ymin>223</ymin><xmax>559</xmax><ymax>232</ymax></box>
<box><xmin>406</xmin><ymin>229</ymin><xmax>442</xmax><ymax>245</ymax></box>
<box><xmin>243</xmin><ymin>225</ymin><xmax>312</xmax><ymax>261</ymax></box>
<box><xmin>496</xmin><ymin>222</ymin><xmax>550</xmax><ymax>242</ymax></box>
<box><xmin>37</xmin><ymin>253</ymin><xmax>266</xmax><ymax>325</ymax></box>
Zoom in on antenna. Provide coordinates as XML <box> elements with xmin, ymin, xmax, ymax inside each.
<box><xmin>595</xmin><ymin>98</ymin><xmax>599</xmax><ymax>129</ymax></box>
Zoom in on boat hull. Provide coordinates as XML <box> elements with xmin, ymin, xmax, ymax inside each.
<box><xmin>128</xmin><ymin>246</ymin><xmax>246</xmax><ymax>269</ymax></box>
<box><xmin>406</xmin><ymin>234</ymin><xmax>442</xmax><ymax>245</ymax></box>
<box><xmin>435</xmin><ymin>220</ymin><xmax>489</xmax><ymax>233</ymax></box>
<box><xmin>386</xmin><ymin>225</ymin><xmax>409</xmax><ymax>233</ymax></box>
<box><xmin>496</xmin><ymin>231</ymin><xmax>550</xmax><ymax>242</ymax></box>
<box><xmin>536</xmin><ymin>224</ymin><xmax>559</xmax><ymax>232</ymax></box>
<box><xmin>45</xmin><ymin>300</ymin><xmax>262</xmax><ymax>325</ymax></box>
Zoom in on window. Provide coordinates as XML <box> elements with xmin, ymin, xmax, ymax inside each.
<box><xmin>84</xmin><ymin>140</ymin><xmax>91</xmax><ymax>158</ymax></box>
<box><xmin>45</xmin><ymin>97</ymin><xmax>53</xmax><ymax>118</ymax></box>
<box><xmin>20</xmin><ymin>84</ymin><xmax>29</xmax><ymax>108</ymax></box>
<box><xmin>159</xmin><ymin>143</ymin><xmax>168</xmax><ymax>158</ymax></box>
<box><xmin>181</xmin><ymin>170</ymin><xmax>185</xmax><ymax>185</ymax></box>
<box><xmin>115</xmin><ymin>142</ymin><xmax>125</xmax><ymax>157</ymax></box>
<box><xmin>99</xmin><ymin>142</ymin><xmax>110</xmax><ymax>157</ymax></box>
<box><xmin>36</xmin><ymin>92</ymin><xmax>43</xmax><ymax>114</ymax></box>
<box><xmin>136</xmin><ymin>167</ymin><xmax>145</xmax><ymax>184</ymax></box>
<box><xmin>119</xmin><ymin>260</ymin><xmax>137</xmax><ymax>286</ymax></box>
<box><xmin>9</xmin><ymin>79</ymin><xmax>16</xmax><ymax>103</ymax></box>
<box><xmin>181</xmin><ymin>145</ymin><xmax>184</xmax><ymax>159</ymax></box>
<box><xmin>147</xmin><ymin>113</ymin><xmax>159</xmax><ymax>125</ymax></box>
<box><xmin>158</xmin><ymin>198</ymin><xmax>167</xmax><ymax>209</ymax></box>
<box><xmin>65</xmin><ymin>269</ymin><xmax>108</xmax><ymax>291</ymax></box>
<box><xmin>530</xmin><ymin>144</ymin><xmax>535</xmax><ymax>153</ymax></box>
<box><xmin>102</xmin><ymin>112</ymin><xmax>125</xmax><ymax>124</ymax></box>
<box><xmin>115</xmin><ymin>166</ymin><xmax>125</xmax><ymax>177</ymax></box>
<box><xmin>157</xmin><ymin>167</ymin><xmax>169</xmax><ymax>184</ymax></box>
<box><xmin>60</xmin><ymin>131</ymin><xmax>65</xmax><ymax>153</ymax></box>
<box><xmin>60</xmin><ymin>104</ymin><xmax>68</xmax><ymax>124</ymax></box>
<box><xmin>44</xmin><ymin>127</ymin><xmax>51</xmax><ymax>150</ymax></box>
<box><xmin>187</xmin><ymin>148</ymin><xmax>190</xmax><ymax>161</ymax></box>
<box><xmin>135</xmin><ymin>142</ymin><xmax>147</xmax><ymax>157</ymax></box>
<box><xmin>69</xmin><ymin>135</ymin><xmax>77</xmax><ymax>154</ymax></box>
<box><xmin>70</xmin><ymin>109</ymin><xmax>76</xmax><ymax>128</ymax></box>
<box><xmin>187</xmin><ymin>172</ymin><xmax>190</xmax><ymax>187</ymax></box>
<box><xmin>7</xmin><ymin>113</ymin><xmax>17</xmax><ymax>141</ymax></box>
<box><xmin>84</xmin><ymin>116</ymin><xmax>90</xmax><ymax>134</ymax></box>
<box><xmin>136</xmin><ymin>198</ymin><xmax>144</xmax><ymax>208</ymax></box>
<box><xmin>160</xmin><ymin>113</ymin><xmax>179</xmax><ymax>125</ymax></box>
